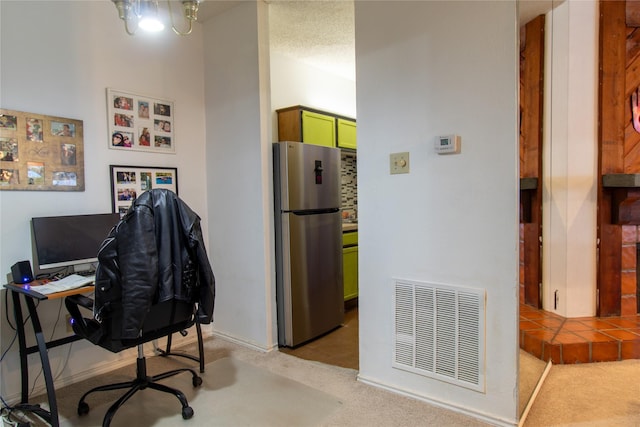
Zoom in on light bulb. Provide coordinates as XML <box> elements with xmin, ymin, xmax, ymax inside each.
<box><xmin>138</xmin><ymin>0</ymin><xmax>164</xmax><ymax>32</ymax></box>
<box><xmin>139</xmin><ymin>17</ymin><xmax>164</xmax><ymax>32</ymax></box>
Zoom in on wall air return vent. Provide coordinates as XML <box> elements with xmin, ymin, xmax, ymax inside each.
<box><xmin>393</xmin><ymin>279</ymin><xmax>486</xmax><ymax>392</ymax></box>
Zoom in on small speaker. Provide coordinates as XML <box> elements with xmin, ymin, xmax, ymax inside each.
<box><xmin>11</xmin><ymin>260</ymin><xmax>34</xmax><ymax>284</ymax></box>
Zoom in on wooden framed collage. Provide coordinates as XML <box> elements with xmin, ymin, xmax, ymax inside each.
<box><xmin>0</xmin><ymin>108</ymin><xmax>84</xmax><ymax>191</ymax></box>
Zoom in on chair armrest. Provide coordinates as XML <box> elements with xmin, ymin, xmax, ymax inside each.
<box><xmin>67</xmin><ymin>294</ymin><xmax>94</xmax><ymax>310</ymax></box>
<box><xmin>65</xmin><ymin>294</ymin><xmax>98</xmax><ymax>339</ymax></box>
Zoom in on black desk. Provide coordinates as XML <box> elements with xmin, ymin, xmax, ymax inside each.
<box><xmin>4</xmin><ymin>281</ymin><xmax>93</xmax><ymax>427</ymax></box>
<box><xmin>4</xmin><ymin>280</ymin><xmax>206</xmax><ymax>427</ymax></box>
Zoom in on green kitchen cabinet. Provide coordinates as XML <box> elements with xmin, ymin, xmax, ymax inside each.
<box><xmin>301</xmin><ymin>110</ymin><xmax>336</xmax><ymax>148</ymax></box>
<box><xmin>276</xmin><ymin>106</ymin><xmax>336</xmax><ymax>148</ymax></box>
<box><xmin>337</xmin><ymin>118</ymin><xmax>357</xmax><ymax>150</ymax></box>
<box><xmin>277</xmin><ymin>106</ymin><xmax>357</xmax><ymax>150</ymax></box>
<box><xmin>343</xmin><ymin>231</ymin><xmax>358</xmax><ymax>301</ymax></box>
<box><xmin>343</xmin><ymin>230</ymin><xmax>358</xmax><ymax>247</ymax></box>
<box><xmin>343</xmin><ymin>246</ymin><xmax>358</xmax><ymax>301</ymax></box>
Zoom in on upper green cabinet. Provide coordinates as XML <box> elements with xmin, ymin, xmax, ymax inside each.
<box><xmin>301</xmin><ymin>110</ymin><xmax>336</xmax><ymax>148</ymax></box>
<box><xmin>337</xmin><ymin>118</ymin><xmax>357</xmax><ymax>150</ymax></box>
<box><xmin>276</xmin><ymin>105</ymin><xmax>356</xmax><ymax>150</ymax></box>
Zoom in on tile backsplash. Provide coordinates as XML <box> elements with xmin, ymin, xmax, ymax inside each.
<box><xmin>341</xmin><ymin>151</ymin><xmax>357</xmax><ymax>219</ymax></box>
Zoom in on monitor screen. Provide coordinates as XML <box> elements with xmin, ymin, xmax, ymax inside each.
<box><xmin>31</xmin><ymin>213</ymin><xmax>121</xmax><ymax>270</ymax></box>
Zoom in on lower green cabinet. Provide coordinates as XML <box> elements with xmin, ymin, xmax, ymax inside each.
<box><xmin>343</xmin><ymin>235</ymin><xmax>358</xmax><ymax>301</ymax></box>
<box><xmin>343</xmin><ymin>246</ymin><xmax>358</xmax><ymax>301</ymax></box>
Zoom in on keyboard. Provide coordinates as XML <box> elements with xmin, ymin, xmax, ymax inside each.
<box><xmin>31</xmin><ymin>274</ymin><xmax>95</xmax><ymax>295</ymax></box>
<box><xmin>75</xmin><ymin>269</ymin><xmax>95</xmax><ymax>277</ymax></box>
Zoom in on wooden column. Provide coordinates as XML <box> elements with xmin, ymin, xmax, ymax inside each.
<box><xmin>520</xmin><ymin>15</ymin><xmax>545</xmax><ymax>308</ymax></box>
<box><xmin>598</xmin><ymin>0</ymin><xmax>626</xmax><ymax>316</ymax></box>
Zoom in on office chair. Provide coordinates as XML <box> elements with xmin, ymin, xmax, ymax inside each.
<box><xmin>65</xmin><ymin>296</ymin><xmax>203</xmax><ymax>424</ymax></box>
<box><xmin>65</xmin><ymin>189</ymin><xmax>215</xmax><ymax>426</ymax></box>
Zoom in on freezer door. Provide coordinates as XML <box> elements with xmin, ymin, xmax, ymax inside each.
<box><xmin>278</xmin><ymin>210</ymin><xmax>344</xmax><ymax>347</ymax></box>
<box><xmin>276</xmin><ymin>141</ymin><xmax>341</xmax><ymax>211</ymax></box>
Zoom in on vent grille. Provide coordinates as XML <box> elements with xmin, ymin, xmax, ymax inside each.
<box><xmin>393</xmin><ymin>279</ymin><xmax>485</xmax><ymax>392</ymax></box>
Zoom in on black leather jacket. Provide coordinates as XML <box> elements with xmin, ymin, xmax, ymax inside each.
<box><xmin>93</xmin><ymin>189</ymin><xmax>215</xmax><ymax>340</ymax></box>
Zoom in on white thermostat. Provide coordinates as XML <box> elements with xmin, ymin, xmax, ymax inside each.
<box><xmin>435</xmin><ymin>134</ymin><xmax>461</xmax><ymax>154</ymax></box>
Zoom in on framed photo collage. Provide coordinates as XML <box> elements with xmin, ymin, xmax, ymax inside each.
<box><xmin>107</xmin><ymin>88</ymin><xmax>175</xmax><ymax>154</ymax></box>
<box><xmin>110</xmin><ymin>165</ymin><xmax>178</xmax><ymax>215</ymax></box>
<box><xmin>0</xmin><ymin>109</ymin><xmax>84</xmax><ymax>191</ymax></box>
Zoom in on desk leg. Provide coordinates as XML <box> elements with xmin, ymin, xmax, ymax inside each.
<box><xmin>196</xmin><ymin>321</ymin><xmax>204</xmax><ymax>373</ymax></box>
<box><xmin>10</xmin><ymin>291</ymin><xmax>29</xmax><ymax>404</ymax></box>
<box><xmin>24</xmin><ymin>297</ymin><xmax>60</xmax><ymax>427</ymax></box>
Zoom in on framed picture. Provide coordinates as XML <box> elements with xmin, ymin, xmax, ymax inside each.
<box><xmin>110</xmin><ymin>165</ymin><xmax>178</xmax><ymax>215</ymax></box>
<box><xmin>107</xmin><ymin>88</ymin><xmax>175</xmax><ymax>154</ymax></box>
<box><xmin>0</xmin><ymin>108</ymin><xmax>85</xmax><ymax>191</ymax></box>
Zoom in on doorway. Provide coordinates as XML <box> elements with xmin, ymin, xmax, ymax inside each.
<box><xmin>269</xmin><ymin>0</ymin><xmax>358</xmax><ymax>370</ymax></box>
<box><xmin>279</xmin><ymin>305</ymin><xmax>359</xmax><ymax>370</ymax></box>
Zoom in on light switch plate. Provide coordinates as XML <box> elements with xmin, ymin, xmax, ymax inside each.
<box><xmin>390</xmin><ymin>152</ymin><xmax>410</xmax><ymax>174</ymax></box>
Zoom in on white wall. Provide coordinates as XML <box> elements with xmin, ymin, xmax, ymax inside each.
<box><xmin>542</xmin><ymin>0</ymin><xmax>598</xmax><ymax>317</ymax></box>
<box><xmin>0</xmin><ymin>1</ymin><xmax>524</xmax><ymax>424</ymax></box>
<box><xmin>355</xmin><ymin>2</ymin><xmax>519</xmax><ymax>425</ymax></box>
<box><xmin>202</xmin><ymin>1</ymin><xmax>277</xmax><ymax>350</ymax></box>
<box><xmin>200</xmin><ymin>2</ymin><xmax>358</xmax><ymax>351</ymax></box>
<box><xmin>0</xmin><ymin>0</ymin><xmax>208</xmax><ymax>401</ymax></box>
<box><xmin>270</xmin><ymin>52</ymin><xmax>357</xmax><ymax>120</ymax></box>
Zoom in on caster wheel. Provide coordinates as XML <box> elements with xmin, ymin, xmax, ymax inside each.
<box><xmin>182</xmin><ymin>406</ymin><xmax>194</xmax><ymax>419</ymax></box>
<box><xmin>77</xmin><ymin>401</ymin><xmax>90</xmax><ymax>416</ymax></box>
<box><xmin>193</xmin><ymin>376</ymin><xmax>203</xmax><ymax>387</ymax></box>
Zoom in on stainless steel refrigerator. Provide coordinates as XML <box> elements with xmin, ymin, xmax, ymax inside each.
<box><xmin>273</xmin><ymin>141</ymin><xmax>344</xmax><ymax>347</ymax></box>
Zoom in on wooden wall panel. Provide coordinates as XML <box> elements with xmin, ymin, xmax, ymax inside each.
<box><xmin>520</xmin><ymin>15</ymin><xmax>544</xmax><ymax>180</ymax></box>
<box><xmin>599</xmin><ymin>224</ymin><xmax>623</xmax><ymax>316</ymax></box>
<box><xmin>519</xmin><ymin>15</ymin><xmax>544</xmax><ymax>308</ymax></box>
<box><xmin>624</xmin><ymin>26</ymin><xmax>640</xmax><ymax>171</ymax></box>
<box><xmin>626</xmin><ymin>0</ymin><xmax>640</xmax><ymax>27</ymax></box>
<box><xmin>600</xmin><ymin>1</ymin><xmax>626</xmax><ymax>175</ymax></box>
<box><xmin>599</xmin><ymin>1</ymin><xmax>627</xmax><ymax>316</ymax></box>
<box><xmin>523</xmin><ymin>223</ymin><xmax>541</xmax><ymax>307</ymax></box>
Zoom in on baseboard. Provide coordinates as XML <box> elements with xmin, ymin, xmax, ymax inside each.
<box><xmin>2</xmin><ymin>347</ymin><xmax>140</xmax><ymax>405</ymax></box>
<box><xmin>212</xmin><ymin>330</ymin><xmax>277</xmax><ymax>353</ymax></box>
<box><xmin>2</xmin><ymin>333</ymin><xmax>200</xmax><ymax>405</ymax></box>
<box><xmin>518</xmin><ymin>360</ymin><xmax>552</xmax><ymax>427</ymax></box>
<box><xmin>356</xmin><ymin>374</ymin><xmax>518</xmax><ymax>427</ymax></box>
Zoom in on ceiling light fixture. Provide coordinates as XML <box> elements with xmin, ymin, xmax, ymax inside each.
<box><xmin>112</xmin><ymin>0</ymin><xmax>200</xmax><ymax>36</ymax></box>
<box><xmin>138</xmin><ymin>0</ymin><xmax>165</xmax><ymax>32</ymax></box>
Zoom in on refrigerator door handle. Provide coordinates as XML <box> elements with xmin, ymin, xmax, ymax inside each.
<box><xmin>314</xmin><ymin>160</ymin><xmax>323</xmax><ymax>184</ymax></box>
<box><xmin>288</xmin><ymin>208</ymin><xmax>340</xmax><ymax>216</ymax></box>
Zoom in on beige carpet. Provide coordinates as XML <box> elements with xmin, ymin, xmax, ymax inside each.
<box><xmin>23</xmin><ymin>337</ymin><xmax>489</xmax><ymax>427</ymax></box>
<box><xmin>17</xmin><ymin>337</ymin><xmax>640</xmax><ymax>427</ymax></box>
<box><xmin>522</xmin><ymin>358</ymin><xmax>640</xmax><ymax>427</ymax></box>
<box><xmin>55</xmin><ymin>357</ymin><xmax>342</xmax><ymax>427</ymax></box>
<box><xmin>519</xmin><ymin>350</ymin><xmax>548</xmax><ymax>417</ymax></box>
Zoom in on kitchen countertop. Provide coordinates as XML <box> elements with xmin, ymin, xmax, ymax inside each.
<box><xmin>342</xmin><ymin>222</ymin><xmax>358</xmax><ymax>232</ymax></box>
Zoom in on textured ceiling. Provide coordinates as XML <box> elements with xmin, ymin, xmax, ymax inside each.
<box><xmin>268</xmin><ymin>1</ymin><xmax>355</xmax><ymax>80</ymax></box>
<box><xmin>198</xmin><ymin>0</ymin><xmax>356</xmax><ymax>80</ymax></box>
<box><xmin>197</xmin><ymin>0</ymin><xmax>559</xmax><ymax>83</ymax></box>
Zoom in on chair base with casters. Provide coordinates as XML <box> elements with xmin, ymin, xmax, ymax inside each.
<box><xmin>66</xmin><ymin>295</ymin><xmax>205</xmax><ymax>427</ymax></box>
<box><xmin>159</xmin><ymin>320</ymin><xmax>205</xmax><ymax>373</ymax></box>
<box><xmin>76</xmin><ymin>343</ymin><xmax>202</xmax><ymax>426</ymax></box>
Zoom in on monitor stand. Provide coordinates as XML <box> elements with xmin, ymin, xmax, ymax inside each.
<box><xmin>73</xmin><ymin>263</ymin><xmax>93</xmax><ymax>275</ymax></box>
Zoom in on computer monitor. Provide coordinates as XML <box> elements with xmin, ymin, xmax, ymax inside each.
<box><xmin>31</xmin><ymin>213</ymin><xmax>121</xmax><ymax>271</ymax></box>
